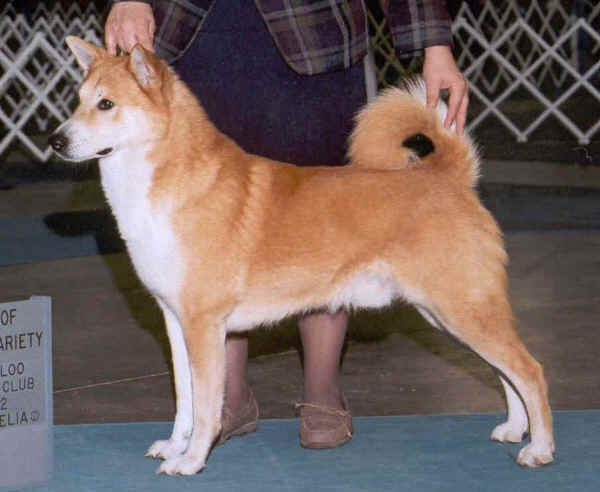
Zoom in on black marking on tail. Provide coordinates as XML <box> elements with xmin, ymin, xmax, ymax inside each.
<box><xmin>402</xmin><ymin>133</ymin><xmax>434</xmax><ymax>158</ymax></box>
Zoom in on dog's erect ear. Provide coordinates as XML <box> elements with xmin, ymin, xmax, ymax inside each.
<box><xmin>66</xmin><ymin>36</ymin><xmax>105</xmax><ymax>72</ymax></box>
<box><xmin>129</xmin><ymin>45</ymin><xmax>161</xmax><ymax>89</ymax></box>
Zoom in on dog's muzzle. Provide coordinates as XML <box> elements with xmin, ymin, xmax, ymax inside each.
<box><xmin>48</xmin><ymin>132</ymin><xmax>113</xmax><ymax>159</ymax></box>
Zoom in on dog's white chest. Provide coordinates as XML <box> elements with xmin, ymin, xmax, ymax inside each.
<box><xmin>99</xmin><ymin>150</ymin><xmax>183</xmax><ymax>302</ymax></box>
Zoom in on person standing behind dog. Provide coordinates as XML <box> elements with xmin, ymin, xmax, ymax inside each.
<box><xmin>105</xmin><ymin>0</ymin><xmax>468</xmax><ymax>450</ymax></box>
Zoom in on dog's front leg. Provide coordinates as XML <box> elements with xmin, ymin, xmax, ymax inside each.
<box><xmin>157</xmin><ymin>313</ymin><xmax>226</xmax><ymax>476</ymax></box>
<box><xmin>147</xmin><ymin>299</ymin><xmax>193</xmax><ymax>460</ymax></box>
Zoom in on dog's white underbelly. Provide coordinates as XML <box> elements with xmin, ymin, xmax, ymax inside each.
<box><xmin>99</xmin><ymin>149</ymin><xmax>184</xmax><ymax>306</ymax></box>
<box><xmin>330</xmin><ymin>270</ymin><xmax>400</xmax><ymax>310</ymax></box>
<box><xmin>226</xmin><ymin>266</ymin><xmax>432</xmax><ymax>332</ymax></box>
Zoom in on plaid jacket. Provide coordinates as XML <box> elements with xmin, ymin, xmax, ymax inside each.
<box><xmin>109</xmin><ymin>0</ymin><xmax>452</xmax><ymax>75</ymax></box>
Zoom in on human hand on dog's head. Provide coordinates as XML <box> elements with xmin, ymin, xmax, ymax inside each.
<box><xmin>66</xmin><ymin>36</ymin><xmax>165</xmax><ymax>91</ymax></box>
<box><xmin>105</xmin><ymin>1</ymin><xmax>155</xmax><ymax>55</ymax></box>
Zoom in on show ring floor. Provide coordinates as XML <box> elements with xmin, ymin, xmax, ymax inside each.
<box><xmin>15</xmin><ymin>412</ymin><xmax>600</xmax><ymax>492</ymax></box>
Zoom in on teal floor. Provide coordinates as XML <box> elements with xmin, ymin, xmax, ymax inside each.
<box><xmin>10</xmin><ymin>412</ymin><xmax>600</xmax><ymax>492</ymax></box>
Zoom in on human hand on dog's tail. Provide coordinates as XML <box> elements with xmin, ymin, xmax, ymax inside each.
<box><xmin>105</xmin><ymin>1</ymin><xmax>156</xmax><ymax>55</ymax></box>
<box><xmin>423</xmin><ymin>45</ymin><xmax>469</xmax><ymax>136</ymax></box>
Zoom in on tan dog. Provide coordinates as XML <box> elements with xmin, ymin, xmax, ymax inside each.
<box><xmin>50</xmin><ymin>37</ymin><xmax>555</xmax><ymax>475</ymax></box>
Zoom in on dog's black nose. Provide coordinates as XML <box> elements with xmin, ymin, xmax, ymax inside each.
<box><xmin>48</xmin><ymin>133</ymin><xmax>68</xmax><ymax>152</ymax></box>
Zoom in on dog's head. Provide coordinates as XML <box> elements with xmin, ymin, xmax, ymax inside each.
<box><xmin>49</xmin><ymin>36</ymin><xmax>170</xmax><ymax>162</ymax></box>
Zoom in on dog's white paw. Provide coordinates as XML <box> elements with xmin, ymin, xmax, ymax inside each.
<box><xmin>491</xmin><ymin>421</ymin><xmax>528</xmax><ymax>443</ymax></box>
<box><xmin>156</xmin><ymin>454</ymin><xmax>206</xmax><ymax>476</ymax></box>
<box><xmin>516</xmin><ymin>442</ymin><xmax>555</xmax><ymax>468</ymax></box>
<box><xmin>146</xmin><ymin>437</ymin><xmax>188</xmax><ymax>460</ymax></box>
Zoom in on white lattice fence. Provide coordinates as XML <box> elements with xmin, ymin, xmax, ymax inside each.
<box><xmin>0</xmin><ymin>3</ymin><xmax>102</xmax><ymax>161</ymax></box>
<box><xmin>454</xmin><ymin>0</ymin><xmax>600</xmax><ymax>144</ymax></box>
<box><xmin>372</xmin><ymin>0</ymin><xmax>600</xmax><ymax>144</ymax></box>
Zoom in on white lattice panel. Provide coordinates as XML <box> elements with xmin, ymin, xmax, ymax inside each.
<box><xmin>371</xmin><ymin>0</ymin><xmax>600</xmax><ymax>145</ymax></box>
<box><xmin>0</xmin><ymin>3</ymin><xmax>102</xmax><ymax>161</ymax></box>
<box><xmin>452</xmin><ymin>0</ymin><xmax>600</xmax><ymax>144</ymax></box>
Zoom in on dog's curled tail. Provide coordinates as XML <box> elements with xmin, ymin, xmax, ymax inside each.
<box><xmin>348</xmin><ymin>78</ymin><xmax>480</xmax><ymax>187</ymax></box>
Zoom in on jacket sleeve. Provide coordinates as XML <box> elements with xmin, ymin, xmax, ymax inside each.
<box><xmin>381</xmin><ymin>0</ymin><xmax>453</xmax><ymax>58</ymax></box>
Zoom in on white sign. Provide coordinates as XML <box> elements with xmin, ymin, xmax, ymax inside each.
<box><xmin>0</xmin><ymin>297</ymin><xmax>52</xmax><ymax>490</ymax></box>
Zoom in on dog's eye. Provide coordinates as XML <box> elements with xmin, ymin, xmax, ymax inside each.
<box><xmin>98</xmin><ymin>99</ymin><xmax>114</xmax><ymax>110</ymax></box>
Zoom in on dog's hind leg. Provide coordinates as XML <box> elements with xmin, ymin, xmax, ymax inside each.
<box><xmin>433</xmin><ymin>293</ymin><xmax>555</xmax><ymax>467</ymax></box>
<box><xmin>491</xmin><ymin>375</ymin><xmax>529</xmax><ymax>443</ymax></box>
<box><xmin>147</xmin><ymin>299</ymin><xmax>193</xmax><ymax>460</ymax></box>
<box><xmin>416</xmin><ymin>303</ymin><xmax>534</xmax><ymax>446</ymax></box>
<box><xmin>157</xmin><ymin>312</ymin><xmax>226</xmax><ymax>475</ymax></box>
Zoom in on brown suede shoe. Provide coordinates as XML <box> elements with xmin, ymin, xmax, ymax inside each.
<box><xmin>297</xmin><ymin>396</ymin><xmax>353</xmax><ymax>449</ymax></box>
<box><xmin>217</xmin><ymin>389</ymin><xmax>259</xmax><ymax>445</ymax></box>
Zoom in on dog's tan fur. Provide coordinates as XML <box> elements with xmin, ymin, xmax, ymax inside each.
<box><xmin>52</xmin><ymin>37</ymin><xmax>554</xmax><ymax>475</ymax></box>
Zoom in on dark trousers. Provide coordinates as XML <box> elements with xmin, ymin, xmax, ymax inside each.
<box><xmin>174</xmin><ymin>0</ymin><xmax>366</xmax><ymax>167</ymax></box>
